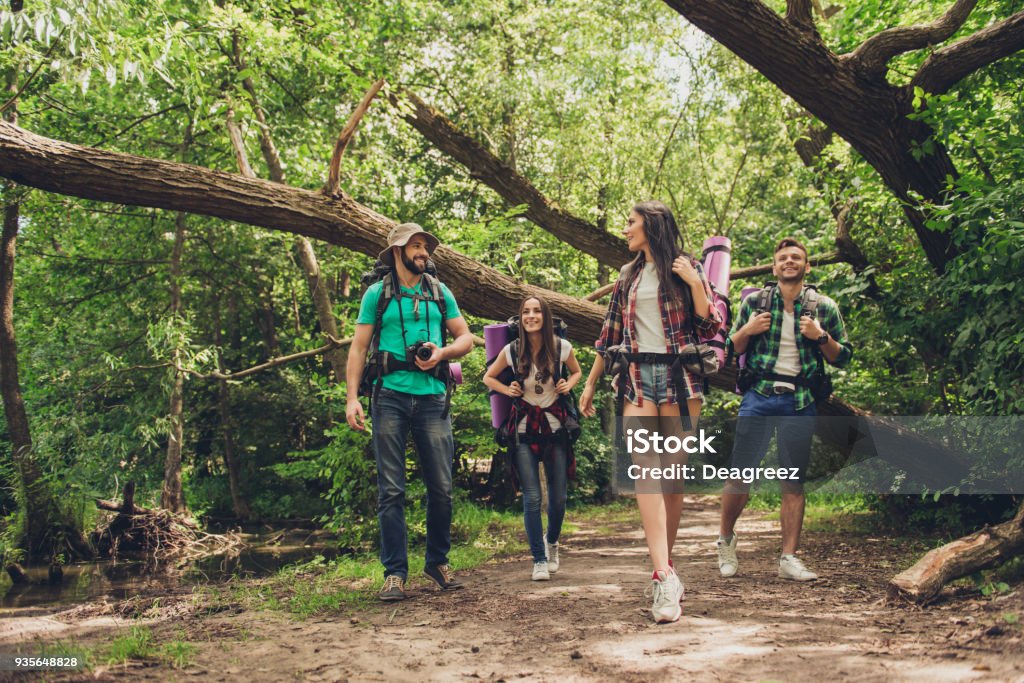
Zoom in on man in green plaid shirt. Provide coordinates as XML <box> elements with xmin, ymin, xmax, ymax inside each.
<box><xmin>716</xmin><ymin>238</ymin><xmax>852</xmax><ymax>582</ymax></box>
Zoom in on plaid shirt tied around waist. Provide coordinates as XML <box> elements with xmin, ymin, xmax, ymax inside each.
<box><xmin>594</xmin><ymin>256</ymin><xmax>723</xmax><ymax>407</ymax></box>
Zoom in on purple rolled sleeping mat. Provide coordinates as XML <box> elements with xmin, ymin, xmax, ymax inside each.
<box><xmin>700</xmin><ymin>236</ymin><xmax>732</xmax><ymax>366</ymax></box>
<box><xmin>449</xmin><ymin>361</ymin><xmax>463</xmax><ymax>385</ymax></box>
<box><xmin>484</xmin><ymin>323</ymin><xmax>514</xmax><ymax>428</ymax></box>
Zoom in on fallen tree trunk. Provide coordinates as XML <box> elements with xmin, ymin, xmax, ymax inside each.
<box><xmin>888</xmin><ymin>502</ymin><xmax>1024</xmax><ymax>604</ymax></box>
<box><xmin>0</xmin><ymin>120</ymin><xmax>608</xmax><ymax>341</ymax></box>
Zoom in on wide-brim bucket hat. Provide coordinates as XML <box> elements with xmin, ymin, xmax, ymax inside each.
<box><xmin>378</xmin><ymin>223</ymin><xmax>440</xmax><ymax>265</ymax></box>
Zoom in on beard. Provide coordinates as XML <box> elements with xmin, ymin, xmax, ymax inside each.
<box><xmin>776</xmin><ymin>268</ymin><xmax>805</xmax><ymax>285</ymax></box>
<box><xmin>402</xmin><ymin>252</ymin><xmax>428</xmax><ymax>274</ymax></box>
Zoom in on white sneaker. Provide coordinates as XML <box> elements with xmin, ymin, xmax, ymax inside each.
<box><xmin>645</xmin><ymin>570</ymin><xmax>682</xmax><ymax>623</ymax></box>
<box><xmin>545</xmin><ymin>540</ymin><xmax>559</xmax><ymax>573</ymax></box>
<box><xmin>717</xmin><ymin>535</ymin><xmax>739</xmax><ymax>578</ymax></box>
<box><xmin>779</xmin><ymin>554</ymin><xmax>818</xmax><ymax>581</ymax></box>
<box><xmin>532</xmin><ymin>561</ymin><xmax>551</xmax><ymax>581</ymax></box>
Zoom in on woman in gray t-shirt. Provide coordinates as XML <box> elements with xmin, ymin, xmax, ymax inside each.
<box><xmin>484</xmin><ymin>296</ymin><xmax>582</xmax><ymax>581</ymax></box>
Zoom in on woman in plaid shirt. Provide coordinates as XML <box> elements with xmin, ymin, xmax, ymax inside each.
<box><xmin>579</xmin><ymin>200</ymin><xmax>722</xmax><ymax>623</ymax></box>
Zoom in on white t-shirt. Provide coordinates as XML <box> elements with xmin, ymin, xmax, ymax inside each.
<box><xmin>773</xmin><ymin>310</ymin><xmax>801</xmax><ymax>391</ymax></box>
<box><xmin>503</xmin><ymin>338</ymin><xmax>572</xmax><ymax>432</ymax></box>
<box><xmin>635</xmin><ymin>262</ymin><xmax>668</xmax><ymax>353</ymax></box>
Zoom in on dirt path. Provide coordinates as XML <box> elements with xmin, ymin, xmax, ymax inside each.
<box><xmin>4</xmin><ymin>497</ymin><xmax>1023</xmax><ymax>682</ymax></box>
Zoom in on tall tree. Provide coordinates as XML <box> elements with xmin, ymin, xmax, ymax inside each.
<box><xmin>662</xmin><ymin>0</ymin><xmax>1024</xmax><ymax>272</ymax></box>
<box><xmin>1</xmin><ymin>66</ymin><xmax>89</xmax><ymax>563</ymax></box>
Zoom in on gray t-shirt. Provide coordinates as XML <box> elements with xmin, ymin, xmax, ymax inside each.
<box><xmin>635</xmin><ymin>262</ymin><xmax>669</xmax><ymax>353</ymax></box>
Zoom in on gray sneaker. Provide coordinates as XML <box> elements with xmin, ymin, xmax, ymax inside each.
<box><xmin>378</xmin><ymin>575</ymin><xmax>406</xmax><ymax>601</ymax></box>
<box><xmin>545</xmin><ymin>540</ymin><xmax>559</xmax><ymax>573</ymax></box>
<box><xmin>779</xmin><ymin>554</ymin><xmax>818</xmax><ymax>581</ymax></box>
<box><xmin>532</xmin><ymin>561</ymin><xmax>551</xmax><ymax>581</ymax></box>
<box><xmin>717</xmin><ymin>535</ymin><xmax>739</xmax><ymax>578</ymax></box>
<box><xmin>644</xmin><ymin>570</ymin><xmax>682</xmax><ymax>623</ymax></box>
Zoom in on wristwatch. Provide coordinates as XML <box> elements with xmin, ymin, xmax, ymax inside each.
<box><xmin>816</xmin><ymin>332</ymin><xmax>830</xmax><ymax>346</ymax></box>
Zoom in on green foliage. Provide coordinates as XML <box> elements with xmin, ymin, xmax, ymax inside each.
<box><xmin>4</xmin><ymin>0</ymin><xmax>1024</xmax><ymax>548</ymax></box>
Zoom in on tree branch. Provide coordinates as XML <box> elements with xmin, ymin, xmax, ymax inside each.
<box><xmin>785</xmin><ymin>0</ymin><xmax>818</xmax><ymax>35</ymax></box>
<box><xmin>323</xmin><ymin>79</ymin><xmax>385</xmax><ymax>196</ymax></box>
<box><xmin>912</xmin><ymin>9</ymin><xmax>1024</xmax><ymax>95</ymax></box>
<box><xmin>847</xmin><ymin>0</ymin><xmax>978</xmax><ymax>76</ymax></box>
<box><xmin>0</xmin><ymin>39</ymin><xmax>60</xmax><ymax>116</ymax></box>
<box><xmin>91</xmin><ymin>104</ymin><xmax>187</xmax><ymax>149</ymax></box>
<box><xmin>181</xmin><ymin>337</ymin><xmax>352</xmax><ymax>380</ymax></box>
<box><xmin>388</xmin><ymin>88</ymin><xmax>631</xmax><ymax>268</ymax></box>
<box><xmin>225</xmin><ymin>108</ymin><xmax>255</xmax><ymax>178</ymax></box>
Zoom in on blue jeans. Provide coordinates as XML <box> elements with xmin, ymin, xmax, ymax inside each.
<box><xmin>513</xmin><ymin>442</ymin><xmax>568</xmax><ymax>563</ymax></box>
<box><xmin>371</xmin><ymin>387</ymin><xmax>454</xmax><ymax>580</ymax></box>
<box><xmin>729</xmin><ymin>390</ymin><xmax>817</xmax><ymax>485</ymax></box>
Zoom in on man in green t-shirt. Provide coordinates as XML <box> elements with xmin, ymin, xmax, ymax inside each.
<box><xmin>346</xmin><ymin>223</ymin><xmax>474</xmax><ymax>602</ymax></box>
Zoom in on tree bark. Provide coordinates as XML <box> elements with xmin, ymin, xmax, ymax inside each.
<box><xmin>661</xmin><ymin>0</ymin><xmax>1024</xmax><ymax>273</ymax></box>
<box><xmin>161</xmin><ymin>210</ymin><xmax>187</xmax><ymax>514</ymax></box>
<box><xmin>888</xmin><ymin>502</ymin><xmax>1024</xmax><ymax>604</ymax></box>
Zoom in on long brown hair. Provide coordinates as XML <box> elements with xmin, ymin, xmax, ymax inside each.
<box><xmin>515</xmin><ymin>296</ymin><xmax>558</xmax><ymax>382</ymax></box>
<box><xmin>627</xmin><ymin>200</ymin><xmax>689</xmax><ymax>305</ymax></box>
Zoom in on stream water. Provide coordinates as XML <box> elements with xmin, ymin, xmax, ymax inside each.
<box><xmin>1</xmin><ymin>527</ymin><xmax>341</xmax><ymax>611</ymax></box>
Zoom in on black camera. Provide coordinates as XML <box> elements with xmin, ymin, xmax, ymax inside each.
<box><xmin>406</xmin><ymin>341</ymin><xmax>433</xmax><ymax>364</ymax></box>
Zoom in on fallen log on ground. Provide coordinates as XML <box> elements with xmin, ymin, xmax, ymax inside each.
<box><xmin>888</xmin><ymin>502</ymin><xmax>1024</xmax><ymax>604</ymax></box>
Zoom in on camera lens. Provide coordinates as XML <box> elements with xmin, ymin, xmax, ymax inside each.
<box><xmin>416</xmin><ymin>344</ymin><xmax>433</xmax><ymax>361</ymax></box>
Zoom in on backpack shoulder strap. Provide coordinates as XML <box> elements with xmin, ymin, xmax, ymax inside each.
<box><xmin>369</xmin><ymin>277</ymin><xmax>395</xmax><ymax>352</ymax></box>
<box><xmin>799</xmin><ymin>285</ymin><xmax>821</xmax><ymax>320</ymax></box>
<box><xmin>755</xmin><ymin>282</ymin><xmax>777</xmax><ymax>314</ymax></box>
<box><xmin>555</xmin><ymin>339</ymin><xmax>563</xmax><ymax>382</ymax></box>
<box><xmin>509</xmin><ymin>338</ymin><xmax>521</xmax><ymax>379</ymax></box>
<box><xmin>420</xmin><ymin>274</ymin><xmax>448</xmax><ymax>347</ymax></box>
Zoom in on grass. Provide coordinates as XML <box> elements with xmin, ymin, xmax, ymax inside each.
<box><xmin>30</xmin><ymin>627</ymin><xmax>197</xmax><ymax>671</ymax></box>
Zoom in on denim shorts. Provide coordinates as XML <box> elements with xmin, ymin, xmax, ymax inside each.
<box><xmin>728</xmin><ymin>390</ymin><xmax>817</xmax><ymax>484</ymax></box>
<box><xmin>635</xmin><ymin>362</ymin><xmax>671</xmax><ymax>406</ymax></box>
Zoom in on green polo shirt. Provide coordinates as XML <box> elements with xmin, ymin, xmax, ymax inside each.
<box><xmin>357</xmin><ymin>277</ymin><xmax>461</xmax><ymax>395</ymax></box>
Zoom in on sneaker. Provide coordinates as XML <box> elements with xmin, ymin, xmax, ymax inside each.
<box><xmin>545</xmin><ymin>540</ymin><xmax>560</xmax><ymax>573</ymax></box>
<box><xmin>423</xmin><ymin>563</ymin><xmax>463</xmax><ymax>590</ymax></box>
<box><xmin>644</xmin><ymin>570</ymin><xmax>682</xmax><ymax>623</ymax></box>
<box><xmin>378</xmin><ymin>574</ymin><xmax>406</xmax><ymax>601</ymax></box>
<box><xmin>532</xmin><ymin>561</ymin><xmax>551</xmax><ymax>581</ymax></box>
<box><xmin>717</xmin><ymin>535</ymin><xmax>739</xmax><ymax>578</ymax></box>
<box><xmin>779</xmin><ymin>554</ymin><xmax>818</xmax><ymax>581</ymax></box>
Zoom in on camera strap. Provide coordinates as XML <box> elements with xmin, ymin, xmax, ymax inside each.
<box><xmin>394</xmin><ymin>273</ymin><xmax>432</xmax><ymax>356</ymax></box>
